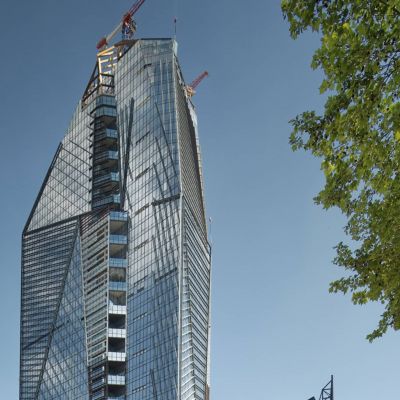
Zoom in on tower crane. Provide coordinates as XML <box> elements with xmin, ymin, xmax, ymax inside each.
<box><xmin>307</xmin><ymin>375</ymin><xmax>334</xmax><ymax>400</ymax></box>
<box><xmin>96</xmin><ymin>0</ymin><xmax>147</xmax><ymax>50</ymax></box>
<box><xmin>186</xmin><ymin>71</ymin><xmax>209</xmax><ymax>97</ymax></box>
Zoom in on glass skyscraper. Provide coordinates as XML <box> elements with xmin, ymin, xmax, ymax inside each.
<box><xmin>20</xmin><ymin>38</ymin><xmax>211</xmax><ymax>400</ymax></box>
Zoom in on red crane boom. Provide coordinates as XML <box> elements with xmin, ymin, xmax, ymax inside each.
<box><xmin>129</xmin><ymin>0</ymin><xmax>146</xmax><ymax>16</ymax></box>
<box><xmin>96</xmin><ymin>0</ymin><xmax>147</xmax><ymax>50</ymax></box>
<box><xmin>186</xmin><ymin>71</ymin><xmax>209</xmax><ymax>97</ymax></box>
<box><xmin>190</xmin><ymin>71</ymin><xmax>209</xmax><ymax>90</ymax></box>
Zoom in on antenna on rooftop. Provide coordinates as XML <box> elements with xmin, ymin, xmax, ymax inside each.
<box><xmin>174</xmin><ymin>17</ymin><xmax>177</xmax><ymax>39</ymax></box>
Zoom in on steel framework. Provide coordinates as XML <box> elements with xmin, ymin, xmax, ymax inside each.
<box><xmin>319</xmin><ymin>375</ymin><xmax>334</xmax><ymax>400</ymax></box>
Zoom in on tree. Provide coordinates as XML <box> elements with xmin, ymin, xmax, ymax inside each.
<box><xmin>281</xmin><ymin>0</ymin><xmax>400</xmax><ymax>341</ymax></box>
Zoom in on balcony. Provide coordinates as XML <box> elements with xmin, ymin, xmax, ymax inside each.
<box><xmin>109</xmin><ymin>235</ymin><xmax>127</xmax><ymax>245</ymax></box>
<box><xmin>93</xmin><ymin>172</ymin><xmax>119</xmax><ymax>188</ymax></box>
<box><xmin>108</xmin><ymin>305</ymin><xmax>126</xmax><ymax>315</ymax></box>
<box><xmin>109</xmin><ymin>258</ymin><xmax>127</xmax><ymax>268</ymax></box>
<box><xmin>96</xmin><ymin>128</ymin><xmax>118</xmax><ymax>142</ymax></box>
<box><xmin>95</xmin><ymin>95</ymin><xmax>116</xmax><ymax>108</ymax></box>
<box><xmin>107</xmin><ymin>375</ymin><xmax>125</xmax><ymax>385</ymax></box>
<box><xmin>110</xmin><ymin>211</ymin><xmax>128</xmax><ymax>222</ymax></box>
<box><xmin>108</xmin><ymin>328</ymin><xmax>126</xmax><ymax>338</ymax></box>
<box><xmin>109</xmin><ymin>281</ymin><xmax>127</xmax><ymax>292</ymax></box>
<box><xmin>92</xmin><ymin>194</ymin><xmax>120</xmax><ymax>209</ymax></box>
<box><xmin>108</xmin><ymin>352</ymin><xmax>126</xmax><ymax>362</ymax></box>
<box><xmin>93</xmin><ymin>105</ymin><xmax>117</xmax><ymax>118</ymax></box>
<box><xmin>94</xmin><ymin>151</ymin><xmax>119</xmax><ymax>167</ymax></box>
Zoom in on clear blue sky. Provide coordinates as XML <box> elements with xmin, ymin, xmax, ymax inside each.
<box><xmin>1</xmin><ymin>0</ymin><xmax>398</xmax><ymax>398</ymax></box>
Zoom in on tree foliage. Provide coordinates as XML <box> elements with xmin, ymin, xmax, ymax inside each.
<box><xmin>281</xmin><ymin>0</ymin><xmax>400</xmax><ymax>340</ymax></box>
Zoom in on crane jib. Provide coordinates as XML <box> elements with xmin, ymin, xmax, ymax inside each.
<box><xmin>96</xmin><ymin>0</ymin><xmax>147</xmax><ymax>49</ymax></box>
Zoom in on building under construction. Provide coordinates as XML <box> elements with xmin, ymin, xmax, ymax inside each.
<box><xmin>19</xmin><ymin>2</ymin><xmax>211</xmax><ymax>399</ymax></box>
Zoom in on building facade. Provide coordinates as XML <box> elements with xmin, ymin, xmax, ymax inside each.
<box><xmin>20</xmin><ymin>38</ymin><xmax>211</xmax><ymax>400</ymax></box>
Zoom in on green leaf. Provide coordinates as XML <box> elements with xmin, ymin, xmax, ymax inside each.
<box><xmin>282</xmin><ymin>0</ymin><xmax>400</xmax><ymax>341</ymax></box>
